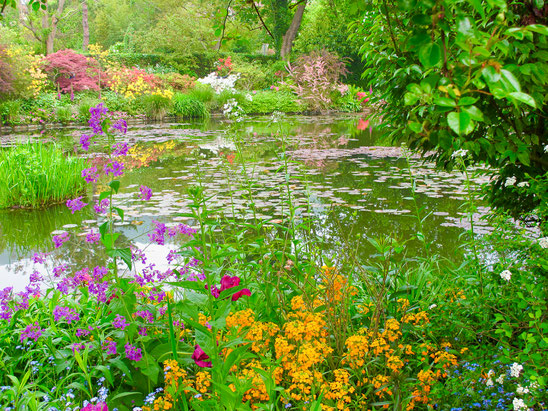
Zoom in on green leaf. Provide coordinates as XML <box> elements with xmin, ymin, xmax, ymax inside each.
<box><xmin>404</xmin><ymin>92</ymin><xmax>419</xmax><ymax>105</ymax></box>
<box><xmin>434</xmin><ymin>96</ymin><xmax>457</xmax><ymax>107</ymax></box>
<box><xmin>101</xmin><ymin>233</ymin><xmax>120</xmax><ymax>249</ymax></box>
<box><xmin>509</xmin><ymin>92</ymin><xmax>536</xmax><ymax>107</ymax></box>
<box><xmin>462</xmin><ymin>105</ymin><xmax>484</xmax><ymax>121</ymax></box>
<box><xmin>99</xmin><ymin>190</ymin><xmax>111</xmax><ymax>201</ymax></box>
<box><xmin>482</xmin><ymin>66</ymin><xmax>501</xmax><ymax>83</ymax></box>
<box><xmin>107</xmin><ymin>247</ymin><xmax>132</xmax><ymax>269</ymax></box>
<box><xmin>456</xmin><ymin>16</ymin><xmax>474</xmax><ymax>38</ymax></box>
<box><xmin>418</xmin><ymin>43</ymin><xmax>441</xmax><ymax>68</ymax></box>
<box><xmin>458</xmin><ymin>96</ymin><xmax>479</xmax><ymax>106</ymax></box>
<box><xmin>500</xmin><ymin>69</ymin><xmax>521</xmax><ymax>92</ymax></box>
<box><xmin>408</xmin><ymin>121</ymin><xmax>423</xmax><ymax>133</ymax></box>
<box><xmin>527</xmin><ymin>24</ymin><xmax>548</xmax><ymax>36</ymax></box>
<box><xmin>109</xmin><ymin>180</ymin><xmax>120</xmax><ymax>194</ymax></box>
<box><xmin>468</xmin><ymin>0</ymin><xmax>485</xmax><ymax>18</ymax></box>
<box><xmin>113</xmin><ymin>207</ymin><xmax>124</xmax><ymax>222</ymax></box>
<box><xmin>447</xmin><ymin>111</ymin><xmax>473</xmax><ymax>135</ymax></box>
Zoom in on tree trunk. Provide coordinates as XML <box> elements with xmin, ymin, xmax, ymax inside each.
<box><xmin>280</xmin><ymin>2</ymin><xmax>305</xmax><ymax>60</ymax></box>
<box><xmin>82</xmin><ymin>0</ymin><xmax>89</xmax><ymax>52</ymax></box>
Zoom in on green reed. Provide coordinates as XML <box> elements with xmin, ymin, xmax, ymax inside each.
<box><xmin>0</xmin><ymin>143</ymin><xmax>87</xmax><ymax>209</ymax></box>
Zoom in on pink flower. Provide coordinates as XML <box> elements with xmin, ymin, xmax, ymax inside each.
<box><xmin>192</xmin><ymin>344</ymin><xmax>212</xmax><ymax>368</ymax></box>
<box><xmin>81</xmin><ymin>403</ymin><xmax>108</xmax><ymax>411</ymax></box>
<box><xmin>220</xmin><ymin>275</ymin><xmax>251</xmax><ymax>301</ymax></box>
<box><xmin>356</xmin><ymin>91</ymin><xmax>367</xmax><ymax>100</ymax></box>
<box><xmin>357</xmin><ymin>119</ymin><xmax>369</xmax><ymax>130</ymax></box>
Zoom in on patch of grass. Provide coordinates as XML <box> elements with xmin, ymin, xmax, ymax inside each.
<box><xmin>171</xmin><ymin>93</ymin><xmax>209</xmax><ymax>118</ymax></box>
<box><xmin>242</xmin><ymin>90</ymin><xmax>304</xmax><ymax>114</ymax></box>
<box><xmin>187</xmin><ymin>83</ymin><xmax>215</xmax><ymax>104</ymax></box>
<box><xmin>137</xmin><ymin>94</ymin><xmax>172</xmax><ymax>120</ymax></box>
<box><xmin>0</xmin><ymin>143</ymin><xmax>87</xmax><ymax>208</ymax></box>
<box><xmin>55</xmin><ymin>106</ymin><xmax>73</xmax><ymax>123</ymax></box>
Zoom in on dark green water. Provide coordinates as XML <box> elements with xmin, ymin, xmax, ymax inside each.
<box><xmin>0</xmin><ymin>114</ymin><xmax>489</xmax><ymax>291</ymax></box>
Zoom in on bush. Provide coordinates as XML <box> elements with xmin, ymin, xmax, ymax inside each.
<box><xmin>0</xmin><ymin>143</ymin><xmax>86</xmax><ymax>208</ymax></box>
<box><xmin>285</xmin><ymin>49</ymin><xmax>349</xmax><ymax>111</ymax></box>
<box><xmin>157</xmin><ymin>72</ymin><xmax>195</xmax><ymax>92</ymax></box>
<box><xmin>187</xmin><ymin>83</ymin><xmax>215</xmax><ymax>105</ymax></box>
<box><xmin>137</xmin><ymin>93</ymin><xmax>172</xmax><ymax>120</ymax></box>
<box><xmin>78</xmin><ymin>97</ymin><xmax>102</xmax><ymax>121</ymax></box>
<box><xmin>241</xmin><ymin>90</ymin><xmax>303</xmax><ymax>114</ymax></box>
<box><xmin>100</xmin><ymin>90</ymin><xmax>134</xmax><ymax>114</ymax></box>
<box><xmin>43</xmin><ymin>49</ymin><xmax>101</xmax><ymax>93</ymax></box>
<box><xmin>0</xmin><ymin>45</ymin><xmax>15</xmax><ymax>98</ymax></box>
<box><xmin>333</xmin><ymin>85</ymin><xmax>368</xmax><ymax>112</ymax></box>
<box><xmin>55</xmin><ymin>106</ymin><xmax>73</xmax><ymax>123</ymax></box>
<box><xmin>171</xmin><ymin>93</ymin><xmax>209</xmax><ymax>118</ymax></box>
<box><xmin>0</xmin><ymin>100</ymin><xmax>22</xmax><ymax>125</ymax></box>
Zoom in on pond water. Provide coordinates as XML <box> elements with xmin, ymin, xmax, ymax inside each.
<box><xmin>0</xmin><ymin>114</ymin><xmax>490</xmax><ymax>291</ymax></box>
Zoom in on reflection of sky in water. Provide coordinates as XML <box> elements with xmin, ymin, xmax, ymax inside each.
<box><xmin>0</xmin><ymin>115</ymin><xmax>491</xmax><ymax>291</ymax></box>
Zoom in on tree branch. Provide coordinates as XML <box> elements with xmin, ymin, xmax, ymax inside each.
<box><xmin>216</xmin><ymin>0</ymin><xmax>233</xmax><ymax>51</ymax></box>
<box><xmin>252</xmin><ymin>0</ymin><xmax>274</xmax><ymax>39</ymax></box>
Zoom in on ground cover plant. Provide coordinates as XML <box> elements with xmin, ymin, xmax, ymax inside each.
<box><xmin>0</xmin><ymin>103</ymin><xmax>546</xmax><ymax>411</ymax></box>
<box><xmin>0</xmin><ymin>143</ymin><xmax>87</xmax><ymax>209</ymax></box>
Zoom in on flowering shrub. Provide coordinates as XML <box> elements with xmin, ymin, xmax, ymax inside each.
<box><xmin>0</xmin><ymin>45</ymin><xmax>14</xmax><ymax>96</ymax></box>
<box><xmin>43</xmin><ymin>49</ymin><xmax>101</xmax><ymax>92</ymax></box>
<box><xmin>285</xmin><ymin>49</ymin><xmax>349</xmax><ymax>111</ymax></box>
<box><xmin>197</xmin><ymin>72</ymin><xmax>240</xmax><ymax>94</ymax></box>
<box><xmin>216</xmin><ymin>56</ymin><xmax>233</xmax><ymax>77</ymax></box>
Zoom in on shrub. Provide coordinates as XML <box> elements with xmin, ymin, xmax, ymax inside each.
<box><xmin>171</xmin><ymin>93</ymin><xmax>209</xmax><ymax>118</ymax></box>
<box><xmin>106</xmin><ymin>66</ymin><xmax>161</xmax><ymax>99</ymax></box>
<box><xmin>0</xmin><ymin>100</ymin><xmax>22</xmax><ymax>125</ymax></box>
<box><xmin>0</xmin><ymin>45</ymin><xmax>15</xmax><ymax>97</ymax></box>
<box><xmin>43</xmin><ymin>49</ymin><xmax>101</xmax><ymax>93</ymax></box>
<box><xmin>285</xmin><ymin>49</ymin><xmax>349</xmax><ymax>111</ymax></box>
<box><xmin>55</xmin><ymin>106</ymin><xmax>73</xmax><ymax>123</ymax></box>
<box><xmin>333</xmin><ymin>85</ymin><xmax>368</xmax><ymax>112</ymax></box>
<box><xmin>100</xmin><ymin>90</ymin><xmax>134</xmax><ymax>114</ymax></box>
<box><xmin>78</xmin><ymin>97</ymin><xmax>102</xmax><ymax>121</ymax></box>
<box><xmin>187</xmin><ymin>83</ymin><xmax>215</xmax><ymax>104</ymax></box>
<box><xmin>137</xmin><ymin>93</ymin><xmax>172</xmax><ymax>120</ymax></box>
<box><xmin>242</xmin><ymin>90</ymin><xmax>303</xmax><ymax>114</ymax></box>
<box><xmin>231</xmin><ymin>59</ymin><xmax>271</xmax><ymax>90</ymax></box>
<box><xmin>0</xmin><ymin>143</ymin><xmax>86</xmax><ymax>208</ymax></box>
<box><xmin>157</xmin><ymin>72</ymin><xmax>195</xmax><ymax>92</ymax></box>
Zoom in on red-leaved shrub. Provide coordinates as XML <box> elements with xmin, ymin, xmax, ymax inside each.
<box><xmin>286</xmin><ymin>49</ymin><xmax>349</xmax><ymax>111</ymax></box>
<box><xmin>43</xmin><ymin>49</ymin><xmax>101</xmax><ymax>92</ymax></box>
<box><xmin>0</xmin><ymin>45</ymin><xmax>15</xmax><ymax>96</ymax></box>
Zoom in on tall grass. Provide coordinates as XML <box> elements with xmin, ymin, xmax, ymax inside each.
<box><xmin>137</xmin><ymin>94</ymin><xmax>172</xmax><ymax>120</ymax></box>
<box><xmin>171</xmin><ymin>93</ymin><xmax>209</xmax><ymax>118</ymax></box>
<box><xmin>0</xmin><ymin>143</ymin><xmax>87</xmax><ymax>208</ymax></box>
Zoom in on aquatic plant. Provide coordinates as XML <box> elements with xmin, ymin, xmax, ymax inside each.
<box><xmin>0</xmin><ymin>143</ymin><xmax>86</xmax><ymax>208</ymax></box>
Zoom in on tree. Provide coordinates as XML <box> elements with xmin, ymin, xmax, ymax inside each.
<box><xmin>350</xmin><ymin>0</ymin><xmax>548</xmax><ymax>219</ymax></box>
<box><xmin>43</xmin><ymin>49</ymin><xmax>101</xmax><ymax>92</ymax></box>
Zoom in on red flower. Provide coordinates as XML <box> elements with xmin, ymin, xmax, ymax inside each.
<box><xmin>192</xmin><ymin>344</ymin><xmax>212</xmax><ymax>368</ymax></box>
<box><xmin>357</xmin><ymin>118</ymin><xmax>369</xmax><ymax>130</ymax></box>
<box><xmin>231</xmin><ymin>288</ymin><xmax>251</xmax><ymax>301</ymax></box>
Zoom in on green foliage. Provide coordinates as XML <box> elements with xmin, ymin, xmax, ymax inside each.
<box><xmin>101</xmin><ymin>90</ymin><xmax>135</xmax><ymax>114</ymax></box>
<box><xmin>241</xmin><ymin>90</ymin><xmax>303</xmax><ymax>114</ymax></box>
<box><xmin>0</xmin><ymin>100</ymin><xmax>21</xmax><ymax>125</ymax></box>
<box><xmin>0</xmin><ymin>143</ymin><xmax>86</xmax><ymax>208</ymax></box>
<box><xmin>136</xmin><ymin>93</ymin><xmax>172</xmax><ymax>120</ymax></box>
<box><xmin>351</xmin><ymin>0</ymin><xmax>548</xmax><ymax>218</ymax></box>
<box><xmin>171</xmin><ymin>93</ymin><xmax>209</xmax><ymax>118</ymax></box>
<box><xmin>187</xmin><ymin>83</ymin><xmax>216</xmax><ymax>105</ymax></box>
<box><xmin>55</xmin><ymin>106</ymin><xmax>73</xmax><ymax>123</ymax></box>
<box><xmin>78</xmin><ymin>97</ymin><xmax>102</xmax><ymax>121</ymax></box>
<box><xmin>333</xmin><ymin>85</ymin><xmax>366</xmax><ymax>112</ymax></box>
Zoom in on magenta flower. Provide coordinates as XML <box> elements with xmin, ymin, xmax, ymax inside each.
<box><xmin>104</xmin><ymin>161</ymin><xmax>124</xmax><ymax>177</ymax></box>
<box><xmin>81</xmin><ymin>402</ymin><xmax>108</xmax><ymax>411</ymax></box>
<box><xmin>82</xmin><ymin>167</ymin><xmax>99</xmax><ymax>183</ymax></box>
<box><xmin>53</xmin><ymin>306</ymin><xmax>80</xmax><ymax>324</ymax></box>
<box><xmin>66</xmin><ymin>196</ymin><xmax>88</xmax><ymax>214</ymax></box>
<box><xmin>192</xmin><ymin>344</ymin><xmax>212</xmax><ymax>368</ymax></box>
<box><xmin>32</xmin><ymin>252</ymin><xmax>48</xmax><ymax>264</ymax></box>
<box><xmin>125</xmin><ymin>343</ymin><xmax>142</xmax><ymax>361</ymax></box>
<box><xmin>89</xmin><ymin>103</ymin><xmax>108</xmax><ymax>135</ymax></box>
<box><xmin>111</xmin><ymin>118</ymin><xmax>127</xmax><ymax>134</ymax></box>
<box><xmin>112</xmin><ymin>142</ymin><xmax>129</xmax><ymax>157</ymax></box>
<box><xmin>86</xmin><ymin>230</ymin><xmax>101</xmax><ymax>244</ymax></box>
<box><xmin>52</xmin><ymin>232</ymin><xmax>70</xmax><ymax>248</ymax></box>
<box><xmin>139</xmin><ymin>185</ymin><xmax>152</xmax><ymax>201</ymax></box>
<box><xmin>148</xmin><ymin>221</ymin><xmax>167</xmax><ymax>245</ymax></box>
<box><xmin>80</xmin><ymin>134</ymin><xmax>92</xmax><ymax>151</ymax></box>
<box><xmin>103</xmin><ymin>340</ymin><xmax>117</xmax><ymax>355</ymax></box>
<box><xmin>220</xmin><ymin>275</ymin><xmax>251</xmax><ymax>301</ymax></box>
<box><xmin>93</xmin><ymin>198</ymin><xmax>109</xmax><ymax>214</ymax></box>
<box><xmin>20</xmin><ymin>322</ymin><xmax>42</xmax><ymax>343</ymax></box>
<box><xmin>113</xmin><ymin>314</ymin><xmax>128</xmax><ymax>330</ymax></box>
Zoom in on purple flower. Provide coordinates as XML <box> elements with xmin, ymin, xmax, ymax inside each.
<box><xmin>52</xmin><ymin>264</ymin><xmax>67</xmax><ymax>277</ymax></box>
<box><xmin>86</xmin><ymin>230</ymin><xmax>101</xmax><ymax>243</ymax></box>
<box><xmin>32</xmin><ymin>252</ymin><xmax>48</xmax><ymax>264</ymax></box>
<box><xmin>134</xmin><ymin>310</ymin><xmax>154</xmax><ymax>323</ymax></box>
<box><xmin>167</xmin><ymin>223</ymin><xmax>197</xmax><ymax>238</ymax></box>
<box><xmin>124</xmin><ymin>343</ymin><xmax>142</xmax><ymax>361</ymax></box>
<box><xmin>80</xmin><ymin>134</ymin><xmax>92</xmax><ymax>151</ymax></box>
<box><xmin>192</xmin><ymin>344</ymin><xmax>212</xmax><ymax>368</ymax></box>
<box><xmin>66</xmin><ymin>196</ymin><xmax>88</xmax><ymax>214</ymax></box>
<box><xmin>148</xmin><ymin>221</ymin><xmax>167</xmax><ymax>245</ymax></box>
<box><xmin>93</xmin><ymin>198</ymin><xmax>109</xmax><ymax>214</ymax></box>
<box><xmin>138</xmin><ymin>327</ymin><xmax>147</xmax><ymax>336</ymax></box>
<box><xmin>53</xmin><ymin>306</ymin><xmax>80</xmax><ymax>324</ymax></box>
<box><xmin>104</xmin><ymin>161</ymin><xmax>124</xmax><ymax>177</ymax></box>
<box><xmin>71</xmin><ymin>342</ymin><xmax>86</xmax><ymax>353</ymax></box>
<box><xmin>112</xmin><ymin>142</ymin><xmax>129</xmax><ymax>157</ymax></box>
<box><xmin>89</xmin><ymin>103</ymin><xmax>109</xmax><ymax>135</ymax></box>
<box><xmin>29</xmin><ymin>271</ymin><xmax>42</xmax><ymax>283</ymax></box>
<box><xmin>52</xmin><ymin>232</ymin><xmax>70</xmax><ymax>248</ymax></box>
<box><xmin>92</xmin><ymin>266</ymin><xmax>108</xmax><ymax>281</ymax></box>
<box><xmin>166</xmin><ymin>250</ymin><xmax>178</xmax><ymax>264</ymax></box>
<box><xmin>111</xmin><ymin>118</ymin><xmax>127</xmax><ymax>134</ymax></box>
<box><xmin>88</xmin><ymin>281</ymin><xmax>109</xmax><ymax>303</ymax></box>
<box><xmin>20</xmin><ymin>322</ymin><xmax>42</xmax><ymax>343</ymax></box>
<box><xmin>113</xmin><ymin>314</ymin><xmax>128</xmax><ymax>330</ymax></box>
<box><xmin>76</xmin><ymin>328</ymin><xmax>90</xmax><ymax>337</ymax></box>
<box><xmin>139</xmin><ymin>185</ymin><xmax>152</xmax><ymax>201</ymax></box>
<box><xmin>82</xmin><ymin>402</ymin><xmax>108</xmax><ymax>411</ymax></box>
<box><xmin>103</xmin><ymin>340</ymin><xmax>117</xmax><ymax>355</ymax></box>
<box><xmin>82</xmin><ymin>167</ymin><xmax>99</xmax><ymax>183</ymax></box>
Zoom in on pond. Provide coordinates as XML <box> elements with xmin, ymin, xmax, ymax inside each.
<box><xmin>0</xmin><ymin>114</ymin><xmax>490</xmax><ymax>291</ymax></box>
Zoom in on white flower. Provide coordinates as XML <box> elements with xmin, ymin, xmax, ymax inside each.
<box><xmin>429</xmin><ymin>304</ymin><xmax>437</xmax><ymax>310</ymax></box>
<box><xmin>539</xmin><ymin>237</ymin><xmax>548</xmax><ymax>249</ymax></box>
<box><xmin>197</xmin><ymin>72</ymin><xmax>240</xmax><ymax>94</ymax></box>
<box><xmin>544</xmin><ymin>144</ymin><xmax>548</xmax><ymax>153</ymax></box>
<box><xmin>517</xmin><ymin>181</ymin><xmax>529</xmax><ymax>188</ymax></box>
<box><xmin>451</xmin><ymin>149</ymin><xmax>469</xmax><ymax>159</ymax></box>
<box><xmin>500</xmin><ymin>270</ymin><xmax>512</xmax><ymax>281</ymax></box>
<box><xmin>513</xmin><ymin>397</ymin><xmax>527</xmax><ymax>411</ymax></box>
<box><xmin>505</xmin><ymin>176</ymin><xmax>517</xmax><ymax>186</ymax></box>
<box><xmin>487</xmin><ymin>369</ymin><xmax>495</xmax><ymax>377</ymax></box>
<box><xmin>486</xmin><ymin>378</ymin><xmax>494</xmax><ymax>386</ymax></box>
<box><xmin>516</xmin><ymin>384</ymin><xmax>529</xmax><ymax>395</ymax></box>
<box><xmin>496</xmin><ymin>374</ymin><xmax>505</xmax><ymax>384</ymax></box>
<box><xmin>529</xmin><ymin>381</ymin><xmax>539</xmax><ymax>390</ymax></box>
<box><xmin>510</xmin><ymin>362</ymin><xmax>523</xmax><ymax>378</ymax></box>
